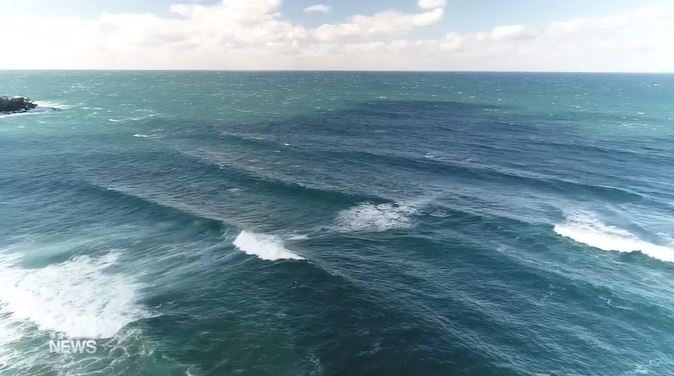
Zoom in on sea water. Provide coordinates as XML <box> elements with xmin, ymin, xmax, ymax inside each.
<box><xmin>0</xmin><ymin>71</ymin><xmax>673</xmax><ymax>375</ymax></box>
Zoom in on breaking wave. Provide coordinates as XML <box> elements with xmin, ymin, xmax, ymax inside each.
<box><xmin>233</xmin><ymin>231</ymin><xmax>304</xmax><ymax>261</ymax></box>
<box><xmin>0</xmin><ymin>251</ymin><xmax>149</xmax><ymax>339</ymax></box>
<box><xmin>554</xmin><ymin>212</ymin><xmax>674</xmax><ymax>262</ymax></box>
<box><xmin>34</xmin><ymin>100</ymin><xmax>71</xmax><ymax>110</ymax></box>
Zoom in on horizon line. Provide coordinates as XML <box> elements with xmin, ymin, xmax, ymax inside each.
<box><xmin>0</xmin><ymin>69</ymin><xmax>672</xmax><ymax>75</ymax></box>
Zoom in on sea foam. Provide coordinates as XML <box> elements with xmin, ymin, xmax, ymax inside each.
<box><xmin>233</xmin><ymin>231</ymin><xmax>304</xmax><ymax>261</ymax></box>
<box><xmin>34</xmin><ymin>100</ymin><xmax>70</xmax><ymax>110</ymax></box>
<box><xmin>335</xmin><ymin>202</ymin><xmax>419</xmax><ymax>232</ymax></box>
<box><xmin>0</xmin><ymin>251</ymin><xmax>148</xmax><ymax>339</ymax></box>
<box><xmin>554</xmin><ymin>212</ymin><xmax>674</xmax><ymax>262</ymax></box>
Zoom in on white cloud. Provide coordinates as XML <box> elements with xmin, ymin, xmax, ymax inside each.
<box><xmin>0</xmin><ymin>1</ymin><xmax>671</xmax><ymax>72</ymax></box>
<box><xmin>488</xmin><ymin>25</ymin><xmax>536</xmax><ymax>41</ymax></box>
<box><xmin>320</xmin><ymin>4</ymin><xmax>674</xmax><ymax>72</ymax></box>
<box><xmin>312</xmin><ymin>1</ymin><xmax>446</xmax><ymax>42</ymax></box>
<box><xmin>313</xmin><ymin>8</ymin><xmax>444</xmax><ymax>41</ymax></box>
<box><xmin>418</xmin><ymin>0</ymin><xmax>447</xmax><ymax>10</ymax></box>
<box><xmin>304</xmin><ymin>4</ymin><xmax>332</xmax><ymax>14</ymax></box>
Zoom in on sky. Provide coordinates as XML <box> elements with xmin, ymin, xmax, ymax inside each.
<box><xmin>0</xmin><ymin>0</ymin><xmax>672</xmax><ymax>71</ymax></box>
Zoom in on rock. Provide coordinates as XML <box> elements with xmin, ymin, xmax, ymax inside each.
<box><xmin>0</xmin><ymin>96</ymin><xmax>38</xmax><ymax>113</ymax></box>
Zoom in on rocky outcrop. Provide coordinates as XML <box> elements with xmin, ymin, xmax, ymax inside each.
<box><xmin>0</xmin><ymin>96</ymin><xmax>38</xmax><ymax>113</ymax></box>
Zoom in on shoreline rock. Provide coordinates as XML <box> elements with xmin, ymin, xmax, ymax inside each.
<box><xmin>0</xmin><ymin>96</ymin><xmax>38</xmax><ymax>114</ymax></box>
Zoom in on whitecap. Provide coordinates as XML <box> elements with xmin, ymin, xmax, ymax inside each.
<box><xmin>35</xmin><ymin>100</ymin><xmax>71</xmax><ymax>110</ymax></box>
<box><xmin>288</xmin><ymin>234</ymin><xmax>309</xmax><ymax>240</ymax></box>
<box><xmin>233</xmin><ymin>231</ymin><xmax>304</xmax><ymax>261</ymax></box>
<box><xmin>335</xmin><ymin>202</ymin><xmax>419</xmax><ymax>232</ymax></box>
<box><xmin>0</xmin><ymin>251</ymin><xmax>149</xmax><ymax>339</ymax></box>
<box><xmin>108</xmin><ymin>114</ymin><xmax>156</xmax><ymax>123</ymax></box>
<box><xmin>554</xmin><ymin>212</ymin><xmax>674</xmax><ymax>262</ymax></box>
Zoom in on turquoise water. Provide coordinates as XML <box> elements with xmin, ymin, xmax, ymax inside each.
<box><xmin>1</xmin><ymin>71</ymin><xmax>673</xmax><ymax>375</ymax></box>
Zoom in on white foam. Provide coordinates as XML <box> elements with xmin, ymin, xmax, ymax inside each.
<box><xmin>233</xmin><ymin>231</ymin><xmax>304</xmax><ymax>261</ymax></box>
<box><xmin>288</xmin><ymin>234</ymin><xmax>309</xmax><ymax>240</ymax></box>
<box><xmin>0</xmin><ymin>313</ymin><xmax>23</xmax><ymax>367</ymax></box>
<box><xmin>335</xmin><ymin>202</ymin><xmax>418</xmax><ymax>232</ymax></box>
<box><xmin>35</xmin><ymin>100</ymin><xmax>70</xmax><ymax>110</ymax></box>
<box><xmin>0</xmin><ymin>112</ymin><xmax>23</xmax><ymax>120</ymax></box>
<box><xmin>133</xmin><ymin>134</ymin><xmax>150</xmax><ymax>138</ymax></box>
<box><xmin>554</xmin><ymin>212</ymin><xmax>674</xmax><ymax>262</ymax></box>
<box><xmin>109</xmin><ymin>114</ymin><xmax>156</xmax><ymax>123</ymax></box>
<box><xmin>0</xmin><ymin>107</ymin><xmax>57</xmax><ymax>119</ymax></box>
<box><xmin>0</xmin><ymin>251</ymin><xmax>148</xmax><ymax>339</ymax></box>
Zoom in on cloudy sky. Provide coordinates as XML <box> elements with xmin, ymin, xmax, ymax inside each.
<box><xmin>0</xmin><ymin>0</ymin><xmax>672</xmax><ymax>71</ymax></box>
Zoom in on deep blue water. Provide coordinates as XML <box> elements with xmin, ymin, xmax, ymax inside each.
<box><xmin>1</xmin><ymin>72</ymin><xmax>673</xmax><ymax>376</ymax></box>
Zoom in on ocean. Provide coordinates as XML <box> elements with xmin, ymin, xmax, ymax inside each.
<box><xmin>0</xmin><ymin>71</ymin><xmax>673</xmax><ymax>376</ymax></box>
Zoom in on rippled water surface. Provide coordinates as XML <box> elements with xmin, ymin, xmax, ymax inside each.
<box><xmin>1</xmin><ymin>71</ymin><xmax>673</xmax><ymax>375</ymax></box>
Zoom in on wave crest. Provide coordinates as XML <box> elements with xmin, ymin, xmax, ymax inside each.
<box><xmin>233</xmin><ymin>231</ymin><xmax>304</xmax><ymax>261</ymax></box>
<box><xmin>35</xmin><ymin>100</ymin><xmax>70</xmax><ymax>110</ymax></box>
<box><xmin>554</xmin><ymin>212</ymin><xmax>674</xmax><ymax>262</ymax></box>
<box><xmin>0</xmin><ymin>251</ymin><xmax>149</xmax><ymax>339</ymax></box>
